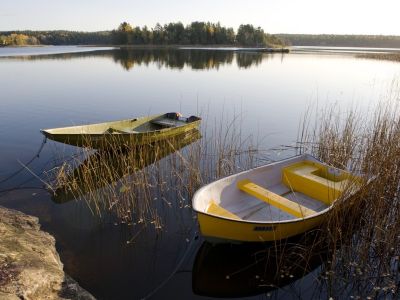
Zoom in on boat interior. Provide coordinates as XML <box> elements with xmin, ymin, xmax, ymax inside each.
<box><xmin>131</xmin><ymin>116</ymin><xmax>189</xmax><ymax>133</ymax></box>
<box><xmin>195</xmin><ymin>157</ymin><xmax>358</xmax><ymax>222</ymax></box>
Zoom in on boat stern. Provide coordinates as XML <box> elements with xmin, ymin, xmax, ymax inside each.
<box><xmin>40</xmin><ymin>129</ymin><xmax>52</xmax><ymax>139</ymax></box>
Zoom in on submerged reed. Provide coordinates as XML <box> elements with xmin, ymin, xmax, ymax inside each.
<box><xmin>357</xmin><ymin>52</ymin><xmax>400</xmax><ymax>62</ymax></box>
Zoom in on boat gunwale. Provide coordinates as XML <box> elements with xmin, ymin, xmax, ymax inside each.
<box><xmin>195</xmin><ymin>208</ymin><xmax>326</xmax><ymax>226</ymax></box>
<box><xmin>40</xmin><ymin>113</ymin><xmax>201</xmax><ymax>136</ymax></box>
<box><xmin>192</xmin><ymin>153</ymin><xmax>360</xmax><ymax>224</ymax></box>
<box><xmin>41</xmin><ymin>122</ymin><xmax>199</xmax><ymax>136</ymax></box>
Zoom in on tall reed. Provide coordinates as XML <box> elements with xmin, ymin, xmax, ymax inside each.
<box><xmin>48</xmin><ymin>115</ymin><xmax>261</xmax><ymax>230</ymax></box>
<box><xmin>297</xmin><ymin>95</ymin><xmax>400</xmax><ymax>298</ymax></box>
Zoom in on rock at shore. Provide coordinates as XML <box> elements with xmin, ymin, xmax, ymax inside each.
<box><xmin>0</xmin><ymin>206</ymin><xmax>95</xmax><ymax>300</ymax></box>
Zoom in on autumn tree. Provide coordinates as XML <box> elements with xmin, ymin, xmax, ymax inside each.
<box><xmin>113</xmin><ymin>21</ymin><xmax>133</xmax><ymax>44</ymax></box>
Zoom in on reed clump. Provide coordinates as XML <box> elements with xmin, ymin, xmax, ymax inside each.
<box><xmin>48</xmin><ymin>116</ymin><xmax>260</xmax><ymax>230</ymax></box>
<box><xmin>297</xmin><ymin>99</ymin><xmax>400</xmax><ymax>298</ymax></box>
<box><xmin>357</xmin><ymin>52</ymin><xmax>400</xmax><ymax>62</ymax></box>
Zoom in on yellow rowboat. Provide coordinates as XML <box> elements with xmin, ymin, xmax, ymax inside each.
<box><xmin>192</xmin><ymin>154</ymin><xmax>361</xmax><ymax>242</ymax></box>
<box><xmin>40</xmin><ymin>112</ymin><xmax>201</xmax><ymax>149</ymax></box>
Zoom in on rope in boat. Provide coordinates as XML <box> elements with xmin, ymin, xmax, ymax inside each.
<box><xmin>0</xmin><ymin>136</ymin><xmax>47</xmax><ymax>185</ymax></box>
<box><xmin>0</xmin><ymin>137</ymin><xmax>85</xmax><ymax>195</ymax></box>
<box><xmin>0</xmin><ymin>186</ymin><xmax>47</xmax><ymax>194</ymax></box>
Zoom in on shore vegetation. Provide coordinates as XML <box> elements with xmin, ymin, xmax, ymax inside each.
<box><xmin>278</xmin><ymin>33</ymin><xmax>400</xmax><ymax>48</ymax></box>
<box><xmin>357</xmin><ymin>52</ymin><xmax>400</xmax><ymax>62</ymax></box>
<box><xmin>294</xmin><ymin>94</ymin><xmax>400</xmax><ymax>298</ymax></box>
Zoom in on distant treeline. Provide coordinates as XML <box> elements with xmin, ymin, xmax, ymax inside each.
<box><xmin>0</xmin><ymin>22</ymin><xmax>285</xmax><ymax>47</ymax></box>
<box><xmin>0</xmin><ymin>33</ymin><xmax>41</xmax><ymax>46</ymax></box>
<box><xmin>5</xmin><ymin>27</ymin><xmax>399</xmax><ymax>48</ymax></box>
<box><xmin>111</xmin><ymin>22</ymin><xmax>284</xmax><ymax>47</ymax></box>
<box><xmin>278</xmin><ymin>34</ymin><xmax>400</xmax><ymax>48</ymax></box>
<box><xmin>0</xmin><ymin>31</ymin><xmax>111</xmax><ymax>46</ymax></box>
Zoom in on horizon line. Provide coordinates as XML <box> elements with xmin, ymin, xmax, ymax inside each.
<box><xmin>1</xmin><ymin>28</ymin><xmax>400</xmax><ymax>37</ymax></box>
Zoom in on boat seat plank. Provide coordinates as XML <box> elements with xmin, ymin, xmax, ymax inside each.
<box><xmin>207</xmin><ymin>201</ymin><xmax>241</xmax><ymax>220</ymax></box>
<box><xmin>286</xmin><ymin>164</ymin><xmax>348</xmax><ymax>191</ymax></box>
<box><xmin>237</xmin><ymin>179</ymin><xmax>317</xmax><ymax>218</ymax></box>
<box><xmin>282</xmin><ymin>162</ymin><xmax>349</xmax><ymax>205</ymax></box>
<box><xmin>151</xmin><ymin>119</ymin><xmax>186</xmax><ymax>127</ymax></box>
<box><xmin>105</xmin><ymin>127</ymin><xmax>139</xmax><ymax>134</ymax></box>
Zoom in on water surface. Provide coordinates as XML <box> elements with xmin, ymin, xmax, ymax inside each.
<box><xmin>0</xmin><ymin>46</ymin><xmax>398</xmax><ymax>299</ymax></box>
<box><xmin>0</xmin><ymin>45</ymin><xmax>114</xmax><ymax>57</ymax></box>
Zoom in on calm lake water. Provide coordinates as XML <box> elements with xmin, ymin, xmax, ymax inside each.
<box><xmin>0</xmin><ymin>46</ymin><xmax>399</xmax><ymax>299</ymax></box>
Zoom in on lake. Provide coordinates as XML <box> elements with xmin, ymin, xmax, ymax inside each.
<box><xmin>0</xmin><ymin>46</ymin><xmax>398</xmax><ymax>299</ymax></box>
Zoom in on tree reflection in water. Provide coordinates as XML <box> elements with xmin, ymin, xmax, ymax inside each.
<box><xmin>4</xmin><ymin>47</ymin><xmax>282</xmax><ymax>70</ymax></box>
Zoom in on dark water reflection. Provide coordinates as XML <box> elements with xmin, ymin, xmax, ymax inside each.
<box><xmin>3</xmin><ymin>47</ymin><xmax>266</xmax><ymax>70</ymax></box>
<box><xmin>0</xmin><ymin>47</ymin><xmax>399</xmax><ymax>299</ymax></box>
<box><xmin>193</xmin><ymin>232</ymin><xmax>327</xmax><ymax>299</ymax></box>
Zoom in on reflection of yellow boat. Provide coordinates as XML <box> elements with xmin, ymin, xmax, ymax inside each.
<box><xmin>53</xmin><ymin>128</ymin><xmax>201</xmax><ymax>203</ymax></box>
<box><xmin>41</xmin><ymin>112</ymin><xmax>201</xmax><ymax>149</ymax></box>
<box><xmin>192</xmin><ymin>234</ymin><xmax>327</xmax><ymax>298</ymax></box>
<box><xmin>192</xmin><ymin>154</ymin><xmax>361</xmax><ymax>242</ymax></box>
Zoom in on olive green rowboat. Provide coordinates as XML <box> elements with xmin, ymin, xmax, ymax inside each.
<box><xmin>40</xmin><ymin>112</ymin><xmax>201</xmax><ymax>149</ymax></box>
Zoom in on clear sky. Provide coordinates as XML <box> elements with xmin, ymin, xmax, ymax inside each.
<box><xmin>1</xmin><ymin>0</ymin><xmax>399</xmax><ymax>35</ymax></box>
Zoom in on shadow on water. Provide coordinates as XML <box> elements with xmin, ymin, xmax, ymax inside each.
<box><xmin>1</xmin><ymin>47</ymin><xmax>281</xmax><ymax>70</ymax></box>
<box><xmin>192</xmin><ymin>231</ymin><xmax>328</xmax><ymax>298</ymax></box>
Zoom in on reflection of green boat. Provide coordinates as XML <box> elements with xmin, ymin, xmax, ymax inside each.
<box><xmin>52</xmin><ymin>128</ymin><xmax>201</xmax><ymax>203</ymax></box>
<box><xmin>41</xmin><ymin>112</ymin><xmax>201</xmax><ymax>149</ymax></box>
<box><xmin>192</xmin><ymin>233</ymin><xmax>327</xmax><ymax>298</ymax></box>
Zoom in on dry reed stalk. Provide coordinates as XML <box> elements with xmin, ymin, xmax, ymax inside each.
<box><xmin>296</xmin><ymin>93</ymin><xmax>400</xmax><ymax>298</ymax></box>
<box><xmin>48</xmin><ymin>115</ymin><xmax>260</xmax><ymax>231</ymax></box>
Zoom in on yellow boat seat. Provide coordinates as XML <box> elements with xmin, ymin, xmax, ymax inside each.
<box><xmin>207</xmin><ymin>201</ymin><xmax>241</xmax><ymax>220</ymax></box>
<box><xmin>282</xmin><ymin>161</ymin><xmax>350</xmax><ymax>205</ymax></box>
<box><xmin>237</xmin><ymin>179</ymin><xmax>316</xmax><ymax>218</ymax></box>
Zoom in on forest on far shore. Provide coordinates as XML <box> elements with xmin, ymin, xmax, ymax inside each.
<box><xmin>0</xmin><ymin>21</ymin><xmax>285</xmax><ymax>47</ymax></box>
<box><xmin>277</xmin><ymin>34</ymin><xmax>400</xmax><ymax>48</ymax></box>
<box><xmin>2</xmin><ymin>22</ymin><xmax>400</xmax><ymax>48</ymax></box>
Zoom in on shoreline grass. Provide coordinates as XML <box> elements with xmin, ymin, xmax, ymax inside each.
<box><xmin>357</xmin><ymin>52</ymin><xmax>400</xmax><ymax>62</ymax></box>
<box><xmin>296</xmin><ymin>96</ymin><xmax>400</xmax><ymax>298</ymax></box>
